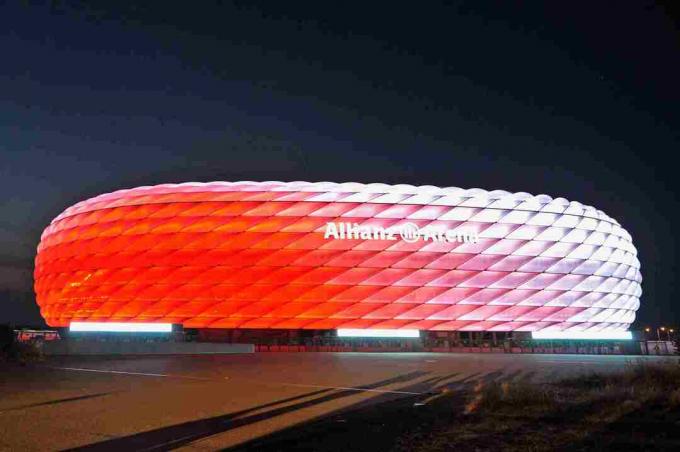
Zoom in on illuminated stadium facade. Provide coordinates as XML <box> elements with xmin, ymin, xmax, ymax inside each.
<box><xmin>34</xmin><ymin>181</ymin><xmax>641</xmax><ymax>337</ymax></box>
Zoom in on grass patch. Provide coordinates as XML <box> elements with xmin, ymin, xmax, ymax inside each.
<box><xmin>397</xmin><ymin>360</ymin><xmax>680</xmax><ymax>451</ymax></box>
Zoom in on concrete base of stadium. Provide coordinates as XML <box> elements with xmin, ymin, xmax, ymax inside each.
<box><xmin>33</xmin><ymin>328</ymin><xmax>674</xmax><ymax>356</ymax></box>
<box><xmin>253</xmin><ymin>342</ymin><xmax>650</xmax><ymax>355</ymax></box>
<box><xmin>195</xmin><ymin>329</ymin><xmax>663</xmax><ymax>355</ymax></box>
<box><xmin>41</xmin><ymin>340</ymin><xmax>254</xmax><ymax>355</ymax></box>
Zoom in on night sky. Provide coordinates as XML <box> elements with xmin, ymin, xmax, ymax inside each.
<box><xmin>1</xmin><ymin>1</ymin><xmax>678</xmax><ymax>327</ymax></box>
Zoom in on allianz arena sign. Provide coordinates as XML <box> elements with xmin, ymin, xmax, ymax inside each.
<box><xmin>34</xmin><ymin>181</ymin><xmax>641</xmax><ymax>336</ymax></box>
<box><xmin>324</xmin><ymin>221</ymin><xmax>479</xmax><ymax>244</ymax></box>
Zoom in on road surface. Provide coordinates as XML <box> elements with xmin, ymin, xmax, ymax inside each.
<box><xmin>0</xmin><ymin>352</ymin><xmax>672</xmax><ymax>451</ymax></box>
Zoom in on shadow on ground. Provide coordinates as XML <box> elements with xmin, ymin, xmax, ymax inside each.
<box><xmin>1</xmin><ymin>392</ymin><xmax>115</xmax><ymax>413</ymax></box>
<box><xmin>227</xmin><ymin>370</ymin><xmax>530</xmax><ymax>452</ymax></box>
<box><xmin>65</xmin><ymin>370</ymin><xmax>437</xmax><ymax>451</ymax></box>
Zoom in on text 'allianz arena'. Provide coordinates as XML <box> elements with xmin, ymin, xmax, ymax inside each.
<box><xmin>34</xmin><ymin>181</ymin><xmax>641</xmax><ymax>333</ymax></box>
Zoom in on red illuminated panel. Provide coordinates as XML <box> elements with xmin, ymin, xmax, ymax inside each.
<box><xmin>33</xmin><ymin>181</ymin><xmax>641</xmax><ymax>332</ymax></box>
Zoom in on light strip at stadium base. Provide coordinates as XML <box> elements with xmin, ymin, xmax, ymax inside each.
<box><xmin>531</xmin><ymin>330</ymin><xmax>633</xmax><ymax>340</ymax></box>
<box><xmin>336</xmin><ymin>328</ymin><xmax>421</xmax><ymax>338</ymax></box>
<box><xmin>69</xmin><ymin>322</ymin><xmax>173</xmax><ymax>333</ymax></box>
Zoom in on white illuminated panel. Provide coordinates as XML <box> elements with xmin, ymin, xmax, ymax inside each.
<box><xmin>337</xmin><ymin>328</ymin><xmax>420</xmax><ymax>338</ymax></box>
<box><xmin>531</xmin><ymin>330</ymin><xmax>632</xmax><ymax>340</ymax></box>
<box><xmin>69</xmin><ymin>322</ymin><xmax>172</xmax><ymax>333</ymax></box>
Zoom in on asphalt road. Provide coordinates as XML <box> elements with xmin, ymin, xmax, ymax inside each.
<box><xmin>0</xmin><ymin>352</ymin><xmax>674</xmax><ymax>451</ymax></box>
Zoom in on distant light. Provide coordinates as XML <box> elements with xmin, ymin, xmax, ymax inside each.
<box><xmin>531</xmin><ymin>330</ymin><xmax>632</xmax><ymax>340</ymax></box>
<box><xmin>337</xmin><ymin>328</ymin><xmax>420</xmax><ymax>338</ymax></box>
<box><xmin>70</xmin><ymin>322</ymin><xmax>172</xmax><ymax>333</ymax></box>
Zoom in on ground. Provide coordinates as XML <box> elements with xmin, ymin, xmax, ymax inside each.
<box><xmin>0</xmin><ymin>353</ymin><xmax>674</xmax><ymax>451</ymax></box>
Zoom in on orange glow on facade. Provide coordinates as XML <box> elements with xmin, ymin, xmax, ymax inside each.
<box><xmin>34</xmin><ymin>181</ymin><xmax>641</xmax><ymax>332</ymax></box>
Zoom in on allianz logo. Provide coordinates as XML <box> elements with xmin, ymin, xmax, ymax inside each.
<box><xmin>323</xmin><ymin>222</ymin><xmax>479</xmax><ymax>244</ymax></box>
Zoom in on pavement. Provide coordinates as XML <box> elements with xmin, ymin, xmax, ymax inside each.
<box><xmin>0</xmin><ymin>352</ymin><xmax>674</xmax><ymax>451</ymax></box>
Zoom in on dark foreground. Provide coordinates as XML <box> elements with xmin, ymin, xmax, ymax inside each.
<box><xmin>238</xmin><ymin>359</ymin><xmax>680</xmax><ymax>452</ymax></box>
<box><xmin>0</xmin><ymin>353</ymin><xmax>676</xmax><ymax>451</ymax></box>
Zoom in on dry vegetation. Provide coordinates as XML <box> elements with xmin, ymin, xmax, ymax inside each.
<box><xmin>397</xmin><ymin>360</ymin><xmax>680</xmax><ymax>451</ymax></box>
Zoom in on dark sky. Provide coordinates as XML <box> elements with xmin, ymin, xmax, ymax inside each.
<box><xmin>1</xmin><ymin>1</ymin><xmax>678</xmax><ymax>327</ymax></box>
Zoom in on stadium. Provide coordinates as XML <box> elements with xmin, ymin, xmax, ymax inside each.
<box><xmin>33</xmin><ymin>181</ymin><xmax>641</xmax><ymax>342</ymax></box>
